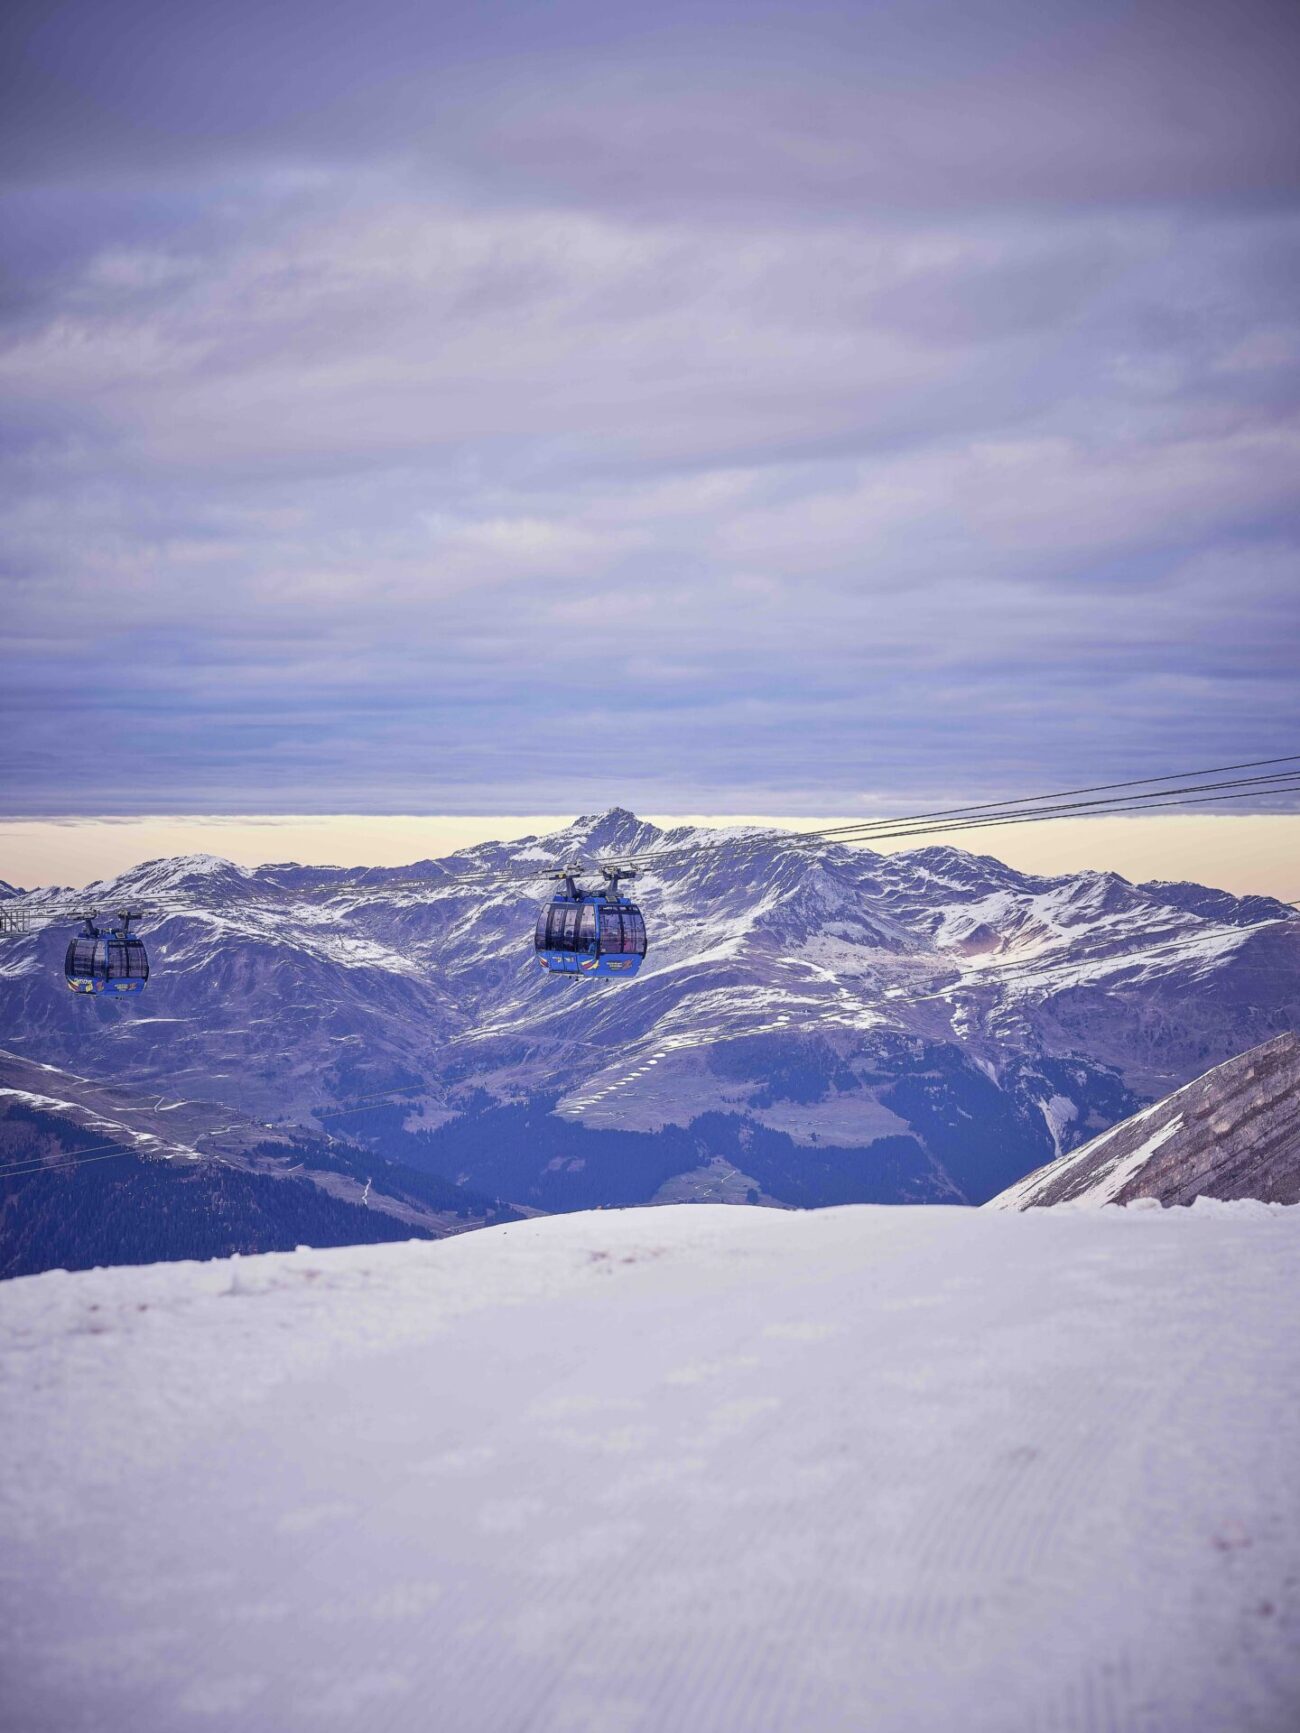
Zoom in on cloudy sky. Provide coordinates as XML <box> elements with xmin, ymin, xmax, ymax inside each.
<box><xmin>2</xmin><ymin>0</ymin><xmax>1298</xmax><ymax>819</ymax></box>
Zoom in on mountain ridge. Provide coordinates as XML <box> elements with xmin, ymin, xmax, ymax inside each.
<box><xmin>2</xmin><ymin>810</ymin><xmax>1297</xmax><ymax>1211</ymax></box>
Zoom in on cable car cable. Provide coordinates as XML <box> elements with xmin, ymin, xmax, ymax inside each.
<box><xmin>597</xmin><ymin>765</ymin><xmax>1300</xmax><ymax>871</ymax></box>
<box><xmin>758</xmin><ymin>775</ymin><xmax>1300</xmax><ymax>849</ymax></box>
<box><xmin>611</xmin><ymin>751</ymin><xmax>1300</xmax><ymax>861</ymax></box>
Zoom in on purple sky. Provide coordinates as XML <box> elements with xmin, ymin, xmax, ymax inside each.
<box><xmin>2</xmin><ymin>0</ymin><xmax>1298</xmax><ymax>816</ymax></box>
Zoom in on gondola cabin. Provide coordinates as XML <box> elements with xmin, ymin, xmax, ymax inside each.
<box><xmin>535</xmin><ymin>868</ymin><xmax>648</xmax><ymax>978</ymax></box>
<box><xmin>64</xmin><ymin>912</ymin><xmax>150</xmax><ymax>995</ymax></box>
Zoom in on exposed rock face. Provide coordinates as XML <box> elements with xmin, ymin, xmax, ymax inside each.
<box><xmin>988</xmin><ymin>1033</ymin><xmax>1300</xmax><ymax>1209</ymax></box>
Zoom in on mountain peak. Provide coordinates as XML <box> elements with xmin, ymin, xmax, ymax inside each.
<box><xmin>141</xmin><ymin>852</ymin><xmax>239</xmax><ymax>874</ymax></box>
<box><xmin>557</xmin><ymin>808</ymin><xmax>663</xmax><ymax>854</ymax></box>
<box><xmin>889</xmin><ymin>844</ymin><xmax>1029</xmax><ymax>893</ymax></box>
<box><xmin>104</xmin><ymin>853</ymin><xmax>252</xmax><ymax>898</ymax></box>
<box><xmin>1137</xmin><ymin>879</ymin><xmax>1295</xmax><ymax>928</ymax></box>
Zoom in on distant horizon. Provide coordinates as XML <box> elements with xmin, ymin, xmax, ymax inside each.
<box><xmin>3</xmin><ymin>811</ymin><xmax>1297</xmax><ymax>903</ymax></box>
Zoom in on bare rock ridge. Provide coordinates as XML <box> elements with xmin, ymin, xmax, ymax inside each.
<box><xmin>989</xmin><ymin>1032</ymin><xmax>1300</xmax><ymax>1209</ymax></box>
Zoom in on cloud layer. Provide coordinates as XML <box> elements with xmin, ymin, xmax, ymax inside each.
<box><xmin>2</xmin><ymin>0</ymin><xmax>1298</xmax><ymax>814</ymax></box>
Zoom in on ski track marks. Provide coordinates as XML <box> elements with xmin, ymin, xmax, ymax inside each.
<box><xmin>0</xmin><ymin>1204</ymin><xmax>1297</xmax><ymax>1732</ymax></box>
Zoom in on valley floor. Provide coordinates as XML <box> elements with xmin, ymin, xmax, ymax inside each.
<box><xmin>1</xmin><ymin>1202</ymin><xmax>1297</xmax><ymax>1732</ymax></box>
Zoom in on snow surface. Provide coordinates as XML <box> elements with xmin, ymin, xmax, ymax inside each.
<box><xmin>2</xmin><ymin>1203</ymin><xmax>1298</xmax><ymax>1733</ymax></box>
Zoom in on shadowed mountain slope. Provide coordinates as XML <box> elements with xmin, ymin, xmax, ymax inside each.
<box><xmin>0</xmin><ymin>1050</ymin><xmax>520</xmax><ymax>1279</ymax></box>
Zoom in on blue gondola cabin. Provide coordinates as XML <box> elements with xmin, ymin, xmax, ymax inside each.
<box><xmin>64</xmin><ymin>913</ymin><xmax>150</xmax><ymax>995</ymax></box>
<box><xmin>534</xmin><ymin>870</ymin><xmax>648</xmax><ymax>978</ymax></box>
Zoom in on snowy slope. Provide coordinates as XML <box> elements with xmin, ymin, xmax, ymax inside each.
<box><xmin>1</xmin><ymin>812</ymin><xmax>1297</xmax><ymax>1209</ymax></box>
<box><xmin>1</xmin><ymin>1203</ymin><xmax>1296</xmax><ymax>1733</ymax></box>
<box><xmin>988</xmin><ymin>1032</ymin><xmax>1300</xmax><ymax>1210</ymax></box>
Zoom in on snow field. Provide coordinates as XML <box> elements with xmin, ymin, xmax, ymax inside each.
<box><xmin>1</xmin><ymin>1201</ymin><xmax>1297</xmax><ymax>1732</ymax></box>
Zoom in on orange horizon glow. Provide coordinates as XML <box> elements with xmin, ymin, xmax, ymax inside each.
<box><xmin>1</xmin><ymin>812</ymin><xmax>1297</xmax><ymax>904</ymax></box>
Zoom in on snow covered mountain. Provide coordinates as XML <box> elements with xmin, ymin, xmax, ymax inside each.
<box><xmin>2</xmin><ymin>1201</ymin><xmax>1297</xmax><ymax>1731</ymax></box>
<box><xmin>989</xmin><ymin>1031</ymin><xmax>1300</xmax><ymax>1210</ymax></box>
<box><xmin>2</xmin><ymin>810</ymin><xmax>1297</xmax><ymax>1211</ymax></box>
<box><xmin>0</xmin><ymin>1049</ymin><xmax>520</xmax><ymax>1278</ymax></box>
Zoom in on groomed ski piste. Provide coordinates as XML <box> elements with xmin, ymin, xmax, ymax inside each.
<box><xmin>2</xmin><ymin>1201</ymin><xmax>1297</xmax><ymax>1732</ymax></box>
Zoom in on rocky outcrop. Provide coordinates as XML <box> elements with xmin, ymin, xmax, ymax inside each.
<box><xmin>988</xmin><ymin>1032</ymin><xmax>1300</xmax><ymax>1209</ymax></box>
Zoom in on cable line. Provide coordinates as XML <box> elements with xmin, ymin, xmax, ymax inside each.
<box><xmin>598</xmin><ymin>763</ymin><xmax>1300</xmax><ymax>872</ymax></box>
<box><xmin>756</xmin><ymin>775</ymin><xmax>1300</xmax><ymax>851</ymax></box>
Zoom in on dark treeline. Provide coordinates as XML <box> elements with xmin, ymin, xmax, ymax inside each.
<box><xmin>274</xmin><ymin>1127</ymin><xmax>516</xmax><ymax>1222</ymax></box>
<box><xmin>324</xmin><ymin>1098</ymin><xmax>948</xmax><ymax>1211</ymax></box>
